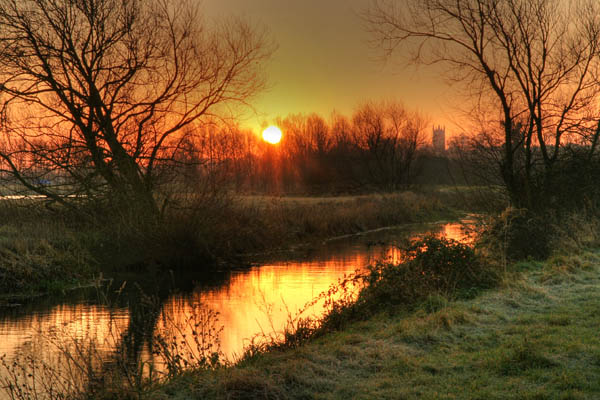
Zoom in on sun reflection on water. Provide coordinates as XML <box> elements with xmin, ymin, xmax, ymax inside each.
<box><xmin>0</xmin><ymin>221</ymin><xmax>474</xmax><ymax>391</ymax></box>
<box><xmin>151</xmin><ymin>220</ymin><xmax>474</xmax><ymax>360</ymax></box>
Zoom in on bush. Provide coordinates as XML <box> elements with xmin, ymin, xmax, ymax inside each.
<box><xmin>320</xmin><ymin>236</ymin><xmax>498</xmax><ymax>330</ymax></box>
<box><xmin>545</xmin><ymin>148</ymin><xmax>600</xmax><ymax>212</ymax></box>
<box><xmin>547</xmin><ymin>206</ymin><xmax>600</xmax><ymax>255</ymax></box>
<box><xmin>483</xmin><ymin>208</ymin><xmax>553</xmax><ymax>261</ymax></box>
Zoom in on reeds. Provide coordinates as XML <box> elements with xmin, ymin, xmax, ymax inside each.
<box><xmin>0</xmin><ymin>188</ymin><xmax>463</xmax><ymax>296</ymax></box>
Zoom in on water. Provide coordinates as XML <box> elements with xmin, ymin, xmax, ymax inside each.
<box><xmin>0</xmin><ymin>220</ymin><xmax>473</xmax><ymax>396</ymax></box>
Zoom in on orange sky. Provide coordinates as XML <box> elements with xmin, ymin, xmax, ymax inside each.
<box><xmin>203</xmin><ymin>0</ymin><xmax>462</xmax><ymax>138</ymax></box>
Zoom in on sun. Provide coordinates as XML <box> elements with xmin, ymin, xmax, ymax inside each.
<box><xmin>262</xmin><ymin>125</ymin><xmax>282</xmax><ymax>144</ymax></box>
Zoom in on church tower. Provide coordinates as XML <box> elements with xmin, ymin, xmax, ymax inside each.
<box><xmin>432</xmin><ymin>125</ymin><xmax>446</xmax><ymax>153</ymax></box>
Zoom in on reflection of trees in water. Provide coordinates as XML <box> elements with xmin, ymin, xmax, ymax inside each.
<box><xmin>116</xmin><ymin>221</ymin><xmax>475</xmax><ymax>365</ymax></box>
<box><xmin>119</xmin><ymin>287</ymin><xmax>163</xmax><ymax>371</ymax></box>
<box><xmin>105</xmin><ymin>268</ymin><xmax>229</xmax><ymax>380</ymax></box>
<box><xmin>0</xmin><ymin>270</ymin><xmax>214</xmax><ymax>398</ymax></box>
<box><xmin>0</xmin><ymin>304</ymin><xmax>130</xmax><ymax>399</ymax></box>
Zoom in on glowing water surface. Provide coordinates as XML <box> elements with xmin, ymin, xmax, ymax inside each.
<box><xmin>0</xmin><ymin>220</ymin><xmax>473</xmax><ymax>396</ymax></box>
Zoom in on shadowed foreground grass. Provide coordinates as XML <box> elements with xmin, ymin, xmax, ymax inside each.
<box><xmin>158</xmin><ymin>251</ymin><xmax>600</xmax><ymax>399</ymax></box>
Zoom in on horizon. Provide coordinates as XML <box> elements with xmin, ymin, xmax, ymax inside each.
<box><xmin>203</xmin><ymin>0</ymin><xmax>462</xmax><ymax>138</ymax></box>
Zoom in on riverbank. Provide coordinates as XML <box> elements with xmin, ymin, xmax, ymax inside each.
<box><xmin>157</xmin><ymin>249</ymin><xmax>600</xmax><ymax>399</ymax></box>
<box><xmin>0</xmin><ymin>188</ymin><xmax>476</xmax><ymax>298</ymax></box>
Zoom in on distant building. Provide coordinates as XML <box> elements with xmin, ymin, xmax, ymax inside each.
<box><xmin>432</xmin><ymin>125</ymin><xmax>446</xmax><ymax>154</ymax></box>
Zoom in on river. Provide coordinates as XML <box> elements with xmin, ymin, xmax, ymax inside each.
<box><xmin>0</xmin><ymin>219</ymin><xmax>474</xmax><ymax>398</ymax></box>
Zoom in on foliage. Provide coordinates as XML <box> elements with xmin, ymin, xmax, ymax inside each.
<box><xmin>544</xmin><ymin>149</ymin><xmax>600</xmax><ymax>212</ymax></box>
<box><xmin>549</xmin><ymin>208</ymin><xmax>600</xmax><ymax>255</ymax></box>
<box><xmin>0</xmin><ymin>236</ymin><xmax>92</xmax><ymax>293</ymax></box>
<box><xmin>221</xmin><ymin>101</ymin><xmax>428</xmax><ymax>194</ymax></box>
<box><xmin>8</xmin><ymin>203</ymin><xmax>600</xmax><ymax>398</ymax></box>
<box><xmin>0</xmin><ymin>190</ymin><xmax>486</xmax><ymax>397</ymax></box>
<box><xmin>155</xmin><ymin>250</ymin><xmax>600</xmax><ymax>399</ymax></box>
<box><xmin>153</xmin><ymin>307</ymin><xmax>224</xmax><ymax>379</ymax></box>
<box><xmin>359</xmin><ymin>236</ymin><xmax>495</xmax><ymax>309</ymax></box>
<box><xmin>0</xmin><ymin>189</ymin><xmax>459</xmax><ymax>297</ymax></box>
<box><xmin>0</xmin><ymin>202</ymin><xmax>95</xmax><ymax>294</ymax></box>
<box><xmin>318</xmin><ymin>235</ymin><xmax>498</xmax><ymax>332</ymax></box>
<box><xmin>481</xmin><ymin>208</ymin><xmax>553</xmax><ymax>262</ymax></box>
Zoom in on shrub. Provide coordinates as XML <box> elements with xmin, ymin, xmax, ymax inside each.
<box><xmin>482</xmin><ymin>208</ymin><xmax>553</xmax><ymax>262</ymax></box>
<box><xmin>320</xmin><ymin>236</ymin><xmax>498</xmax><ymax>330</ymax></box>
<box><xmin>549</xmin><ymin>206</ymin><xmax>600</xmax><ymax>254</ymax></box>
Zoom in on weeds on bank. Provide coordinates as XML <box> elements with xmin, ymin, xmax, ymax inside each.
<box><xmin>153</xmin><ymin>304</ymin><xmax>224</xmax><ymax>378</ymax></box>
<box><xmin>75</xmin><ymin>190</ymin><xmax>457</xmax><ymax>272</ymax></box>
<box><xmin>478</xmin><ymin>205</ymin><xmax>600</xmax><ymax>265</ymax></box>
<box><xmin>240</xmin><ymin>207</ymin><xmax>599</xmax><ymax>363</ymax></box>
<box><xmin>7</xmin><ymin>199</ymin><xmax>599</xmax><ymax>398</ymax></box>
<box><xmin>0</xmin><ymin>189</ymin><xmax>459</xmax><ymax>295</ymax></box>
<box><xmin>0</xmin><ymin>201</ymin><xmax>96</xmax><ymax>295</ymax></box>
<box><xmin>229</xmin><ymin>190</ymin><xmax>458</xmax><ymax>255</ymax></box>
<box><xmin>237</xmin><ymin>234</ymin><xmax>499</xmax><ymax>366</ymax></box>
<box><xmin>158</xmin><ymin>209</ymin><xmax>600</xmax><ymax>399</ymax></box>
<box><xmin>317</xmin><ymin>235</ymin><xmax>499</xmax><ymax>332</ymax></box>
<box><xmin>205</xmin><ymin>254</ymin><xmax>600</xmax><ymax>399</ymax></box>
<box><xmin>4</xmin><ymin>212</ymin><xmax>599</xmax><ymax>399</ymax></box>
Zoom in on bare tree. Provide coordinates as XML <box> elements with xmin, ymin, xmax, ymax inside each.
<box><xmin>351</xmin><ymin>101</ymin><xmax>426</xmax><ymax>189</ymax></box>
<box><xmin>274</xmin><ymin>113</ymin><xmax>334</xmax><ymax>190</ymax></box>
<box><xmin>0</xmin><ymin>0</ymin><xmax>273</xmax><ymax>214</ymax></box>
<box><xmin>364</xmin><ymin>0</ymin><xmax>600</xmax><ymax>208</ymax></box>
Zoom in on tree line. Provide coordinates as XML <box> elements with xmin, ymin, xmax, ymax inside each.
<box><xmin>0</xmin><ymin>0</ymin><xmax>273</xmax><ymax>215</ymax></box>
<box><xmin>2</xmin><ymin>0</ymin><xmax>599</xmax><ymax>217</ymax></box>
<box><xmin>174</xmin><ymin>101</ymin><xmax>438</xmax><ymax>194</ymax></box>
<box><xmin>364</xmin><ymin>0</ymin><xmax>600</xmax><ymax>212</ymax></box>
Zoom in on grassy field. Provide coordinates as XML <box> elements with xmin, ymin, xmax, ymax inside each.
<box><xmin>3</xmin><ymin>187</ymin><xmax>599</xmax><ymax>399</ymax></box>
<box><xmin>0</xmin><ymin>188</ymin><xmax>471</xmax><ymax>297</ymax></box>
<box><xmin>157</xmin><ymin>251</ymin><xmax>600</xmax><ymax>399</ymax></box>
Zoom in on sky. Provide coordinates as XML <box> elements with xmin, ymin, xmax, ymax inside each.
<box><xmin>203</xmin><ymin>0</ymin><xmax>459</xmax><ymax>137</ymax></box>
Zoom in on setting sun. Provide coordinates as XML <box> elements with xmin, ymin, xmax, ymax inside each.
<box><xmin>262</xmin><ymin>125</ymin><xmax>282</xmax><ymax>144</ymax></box>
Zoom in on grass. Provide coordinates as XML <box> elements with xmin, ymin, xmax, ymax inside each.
<box><xmin>156</xmin><ymin>250</ymin><xmax>600</xmax><ymax>399</ymax></box>
<box><xmin>2</xmin><ymin>196</ymin><xmax>599</xmax><ymax>399</ymax></box>
<box><xmin>0</xmin><ymin>202</ymin><xmax>97</xmax><ymax>300</ymax></box>
<box><xmin>0</xmin><ymin>188</ymin><xmax>466</xmax><ymax>297</ymax></box>
<box><xmin>230</xmin><ymin>190</ymin><xmax>461</xmax><ymax>254</ymax></box>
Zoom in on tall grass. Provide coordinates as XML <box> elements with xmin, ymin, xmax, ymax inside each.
<box><xmin>0</xmin><ymin>187</ymin><xmax>491</xmax><ymax>396</ymax></box>
<box><xmin>303</xmin><ymin>235</ymin><xmax>499</xmax><ymax>335</ymax></box>
<box><xmin>0</xmin><ymin>188</ymin><xmax>464</xmax><ymax>296</ymax></box>
<box><xmin>237</xmin><ymin>234</ymin><xmax>499</xmax><ymax>362</ymax></box>
<box><xmin>150</xmin><ymin>207</ymin><xmax>600</xmax><ymax>399</ymax></box>
<box><xmin>227</xmin><ymin>190</ymin><xmax>458</xmax><ymax>253</ymax></box>
<box><xmin>476</xmin><ymin>204</ymin><xmax>600</xmax><ymax>265</ymax></box>
<box><xmin>0</xmin><ymin>232</ymin><xmax>498</xmax><ymax>399</ymax></box>
<box><xmin>0</xmin><ymin>200</ymin><xmax>96</xmax><ymax>296</ymax></box>
<box><xmin>4</xmin><ymin>201</ymin><xmax>599</xmax><ymax>399</ymax></box>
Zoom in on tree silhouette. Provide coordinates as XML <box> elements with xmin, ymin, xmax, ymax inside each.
<box><xmin>351</xmin><ymin>101</ymin><xmax>426</xmax><ymax>189</ymax></box>
<box><xmin>0</xmin><ymin>0</ymin><xmax>272</xmax><ymax>214</ymax></box>
<box><xmin>364</xmin><ymin>0</ymin><xmax>600</xmax><ymax>209</ymax></box>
